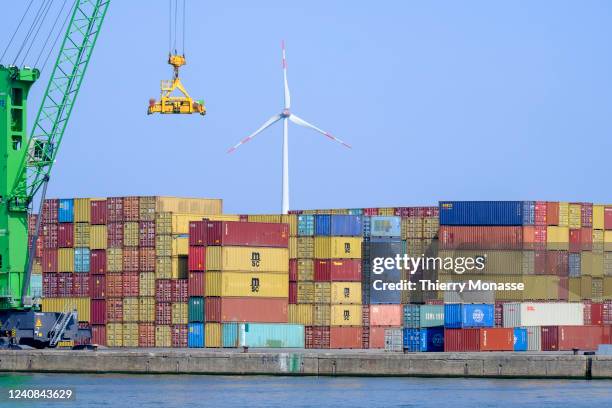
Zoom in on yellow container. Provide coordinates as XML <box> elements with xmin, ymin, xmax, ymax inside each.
<box><xmin>297</xmin><ymin>237</ymin><xmax>314</xmax><ymax>258</ymax></box>
<box><xmin>436</xmin><ymin>250</ymin><xmax>524</xmax><ymax>274</ymax></box>
<box><xmin>593</xmin><ymin>229</ymin><xmax>605</xmax><ymax>253</ymax></box>
<box><xmin>569</xmin><ymin>203</ymin><xmax>582</xmax><ymax>229</ymax></box>
<box><xmin>288</xmin><ymin>304</ymin><xmax>313</xmax><ymax>325</ymax></box>
<box><xmin>581</xmin><ymin>275</ymin><xmax>592</xmax><ymax>299</ymax></box>
<box><xmin>32</xmin><ymin>259</ymin><xmax>42</xmax><ymax>274</ymax></box>
<box><xmin>331</xmin><ymin>282</ymin><xmax>362</xmax><ymax>304</ymax></box>
<box><xmin>289</xmin><ymin>237</ymin><xmax>297</xmax><ymax>259</ymax></box>
<box><xmin>171</xmin><ymin>302</ymin><xmax>188</xmax><ymax>324</ymax></box>
<box><xmin>314</xmin><ymin>282</ymin><xmax>331</xmax><ymax>304</ymax></box>
<box><xmin>156</xmin><ymin>213</ymin><xmax>239</xmax><ymax>235</ymax></box>
<box><xmin>57</xmin><ymin>248</ymin><xmax>74</xmax><ymax>272</ymax></box>
<box><xmin>523</xmin><ymin>276</ymin><xmax>560</xmax><ymax>300</ymax></box>
<box><xmin>74</xmin><ymin>222</ymin><xmax>90</xmax><ymax>247</ymax></box>
<box><xmin>312</xmin><ymin>304</ymin><xmax>330</xmax><ymax>326</ymax></box>
<box><xmin>73</xmin><ymin>198</ymin><xmax>91</xmax><ymax>223</ymax></box>
<box><xmin>41</xmin><ymin>297</ymin><xmax>90</xmax><ymax>322</ymax></box>
<box><xmin>593</xmin><ymin>205</ymin><xmax>605</xmax><ymax>230</ymax></box>
<box><xmin>155</xmin><ymin>325</ymin><xmax>171</xmax><ymax>347</ymax></box>
<box><xmin>522</xmin><ymin>251</ymin><xmax>535</xmax><ymax>275</ymax></box>
<box><xmin>206</xmin><ymin>246</ymin><xmax>289</xmax><ymax>272</ymax></box>
<box><xmin>107</xmin><ymin>248</ymin><xmax>123</xmax><ymax>272</ymax></box>
<box><xmin>604</xmin><ymin>252</ymin><xmax>612</xmax><ymax>277</ymax></box>
<box><xmin>568</xmin><ymin>277</ymin><xmax>581</xmax><ymax>302</ymax></box>
<box><xmin>547</xmin><ymin>226</ymin><xmax>569</xmax><ymax>250</ymax></box>
<box><xmin>205</xmin><ymin>272</ymin><xmax>288</xmax><ymax>298</ymax></box>
<box><xmin>155</xmin><ymin>235</ymin><xmax>188</xmax><ymax>257</ymax></box>
<box><xmin>581</xmin><ymin>252</ymin><xmax>593</xmax><ymax>276</ymax></box>
<box><xmin>281</xmin><ymin>214</ymin><xmax>297</xmax><ymax>237</ymax></box>
<box><xmin>154</xmin><ymin>197</ymin><xmax>222</xmax><ymax>215</ymax></box>
<box><xmin>122</xmin><ymin>323</ymin><xmax>139</xmax><ymax>347</ymax></box>
<box><xmin>122</xmin><ymin>297</ymin><xmax>139</xmax><ymax>322</ymax></box>
<box><xmin>605</xmin><ymin>231</ymin><xmax>612</xmax><ymax>252</ymax></box>
<box><xmin>423</xmin><ymin>217</ymin><xmax>439</xmax><ymax>239</ymax></box>
<box><xmin>155</xmin><ymin>256</ymin><xmax>187</xmax><ymax>279</ymax></box>
<box><xmin>297</xmin><ymin>259</ymin><xmax>314</xmax><ymax>281</ymax></box>
<box><xmin>139</xmin><ymin>297</ymin><xmax>155</xmax><ymax>322</ymax></box>
<box><xmin>89</xmin><ymin>225</ymin><xmax>107</xmax><ymax>249</ymax></box>
<box><xmin>592</xmin><ymin>252</ymin><xmax>604</xmax><ymax>277</ymax></box>
<box><xmin>592</xmin><ymin>277</ymin><xmax>603</xmax><ymax>301</ymax></box>
<box><xmin>330</xmin><ymin>305</ymin><xmax>362</xmax><ymax>326</ymax></box>
<box><xmin>123</xmin><ymin>222</ymin><xmax>139</xmax><ymax>247</ymax></box>
<box><xmin>107</xmin><ymin>323</ymin><xmax>123</xmax><ymax>347</ymax></box>
<box><xmin>139</xmin><ymin>272</ymin><xmax>155</xmax><ymax>297</ymax></box>
<box><xmin>405</xmin><ymin>239</ymin><xmax>425</xmax><ymax>257</ymax></box>
<box><xmin>205</xmin><ymin>322</ymin><xmax>221</xmax><ymax>348</ymax></box>
<box><xmin>558</xmin><ymin>202</ymin><xmax>569</xmax><ymax>227</ymax></box>
<box><xmin>139</xmin><ymin>196</ymin><xmax>156</xmax><ymax>221</ymax></box>
<box><xmin>402</xmin><ymin>218</ymin><xmax>423</xmax><ymax>240</ymax></box>
<box><xmin>604</xmin><ymin>277</ymin><xmax>612</xmax><ymax>300</ymax></box>
<box><xmin>314</xmin><ymin>237</ymin><xmax>362</xmax><ymax>259</ymax></box>
<box><xmin>297</xmin><ymin>282</ymin><xmax>314</xmax><ymax>304</ymax></box>
<box><xmin>247</xmin><ymin>214</ymin><xmax>282</xmax><ymax>223</ymax></box>
<box><xmin>378</xmin><ymin>207</ymin><xmax>395</xmax><ymax>216</ymax></box>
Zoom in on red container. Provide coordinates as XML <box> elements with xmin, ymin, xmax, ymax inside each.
<box><xmin>171</xmin><ymin>279</ymin><xmax>188</xmax><ymax>302</ymax></box>
<box><xmin>581</xmin><ymin>203</ymin><xmax>593</xmax><ymax>227</ymax></box>
<box><xmin>534</xmin><ymin>201</ymin><xmax>547</xmax><ymax>226</ymax></box>
<box><xmin>603</xmin><ymin>301</ymin><xmax>612</xmax><ymax>325</ymax></box>
<box><xmin>494</xmin><ymin>301</ymin><xmax>506</xmax><ymax>327</ymax></box>
<box><xmin>368</xmin><ymin>326</ymin><xmax>396</xmax><ymax>349</ymax></box>
<box><xmin>122</xmin><ymin>247</ymin><xmax>139</xmax><ymax>272</ymax></box>
<box><xmin>156</xmin><ymin>279</ymin><xmax>172</xmax><ymax>302</ymax></box>
<box><xmin>188</xmin><ymin>271</ymin><xmax>205</xmax><ymax>297</ymax></box>
<box><xmin>106</xmin><ymin>197</ymin><xmax>123</xmax><ymax>222</ymax></box>
<box><xmin>480</xmin><ymin>328</ymin><xmax>513</xmax><ymax>351</ymax></box>
<box><xmin>558</xmin><ymin>326</ymin><xmax>603</xmax><ymax>351</ymax></box>
<box><xmin>605</xmin><ymin>207</ymin><xmax>612</xmax><ymax>230</ymax></box>
<box><xmin>91</xmin><ymin>324</ymin><xmax>106</xmax><ymax>346</ymax></box>
<box><xmin>123</xmin><ymin>272</ymin><xmax>139</xmax><ymax>297</ymax></box>
<box><xmin>205</xmin><ymin>221</ymin><xmax>289</xmax><ymax>247</ymax></box>
<box><xmin>107</xmin><ymin>222</ymin><xmax>123</xmax><ymax>248</ymax></box>
<box><xmin>171</xmin><ymin>325</ymin><xmax>188</xmax><ymax>348</ymax></box>
<box><xmin>90</xmin><ymin>200</ymin><xmax>107</xmax><ymax>225</ymax></box>
<box><xmin>72</xmin><ymin>273</ymin><xmax>89</xmax><ymax>297</ymax></box>
<box><xmin>330</xmin><ymin>327</ymin><xmax>362</xmax><ymax>349</ymax></box>
<box><xmin>369</xmin><ymin>305</ymin><xmax>402</xmax><ymax>326</ymax></box>
<box><xmin>584</xmin><ymin>302</ymin><xmax>603</xmax><ymax>325</ymax></box>
<box><xmin>90</xmin><ymin>275</ymin><xmax>106</xmax><ymax>299</ymax></box>
<box><xmin>90</xmin><ymin>299</ymin><xmax>106</xmax><ymax>324</ymax></box>
<box><xmin>547</xmin><ymin>202</ymin><xmax>560</xmax><ymax>226</ymax></box>
<box><xmin>546</xmin><ymin>251</ymin><xmax>568</xmax><ymax>276</ymax></box>
<box><xmin>139</xmin><ymin>247</ymin><xmax>155</xmax><ymax>271</ymax></box>
<box><xmin>139</xmin><ymin>221</ymin><xmax>155</xmax><ymax>247</ymax></box>
<box><xmin>106</xmin><ymin>273</ymin><xmax>123</xmax><ymax>298</ymax></box>
<box><xmin>90</xmin><ymin>249</ymin><xmax>106</xmax><ymax>274</ymax></box>
<box><xmin>57</xmin><ymin>223</ymin><xmax>74</xmax><ymax>248</ymax></box>
<box><xmin>314</xmin><ymin>259</ymin><xmax>361</xmax><ymax>281</ymax></box>
<box><xmin>42</xmin><ymin>199</ymin><xmax>59</xmax><ymax>224</ymax></box>
<box><xmin>558</xmin><ymin>277</ymin><xmax>568</xmax><ymax>301</ymax></box>
<box><xmin>43</xmin><ymin>273</ymin><xmax>58</xmax><ymax>297</ymax></box>
<box><xmin>439</xmin><ymin>226</ymin><xmax>523</xmax><ymax>250</ymax></box>
<box><xmin>569</xmin><ymin>229</ymin><xmax>581</xmax><ymax>253</ymax></box>
<box><xmin>363</xmin><ymin>208</ymin><xmax>379</xmax><ymax>216</ymax></box>
<box><xmin>305</xmin><ymin>326</ymin><xmax>330</xmax><ymax>349</ymax></box>
<box><xmin>42</xmin><ymin>223</ymin><xmax>58</xmax><ymax>249</ymax></box>
<box><xmin>156</xmin><ymin>302</ymin><xmax>172</xmax><ymax>324</ymax></box>
<box><xmin>189</xmin><ymin>221</ymin><xmax>207</xmax><ymax>246</ymax></box>
<box><xmin>123</xmin><ymin>196</ymin><xmax>140</xmax><ymax>221</ymax></box>
<box><xmin>289</xmin><ymin>259</ymin><xmax>297</xmax><ymax>281</ymax></box>
<box><xmin>58</xmin><ymin>274</ymin><xmax>73</xmax><ymax>297</ymax></box>
<box><xmin>106</xmin><ymin>298</ymin><xmax>123</xmax><ymax>322</ymax></box>
<box><xmin>444</xmin><ymin>328</ymin><xmax>480</xmax><ymax>352</ymax></box>
<box><xmin>205</xmin><ymin>297</ymin><xmax>288</xmax><ymax>323</ymax></box>
<box><xmin>534</xmin><ymin>226</ymin><xmax>547</xmax><ymax>249</ymax></box>
<box><xmin>534</xmin><ymin>251</ymin><xmax>547</xmax><ymax>275</ymax></box>
<box><xmin>541</xmin><ymin>326</ymin><xmax>559</xmax><ymax>351</ymax></box>
<box><xmin>289</xmin><ymin>282</ymin><xmax>297</xmax><ymax>304</ymax></box>
<box><xmin>580</xmin><ymin>228</ymin><xmax>593</xmax><ymax>251</ymax></box>
<box><xmin>188</xmin><ymin>246</ymin><xmax>205</xmax><ymax>271</ymax></box>
<box><xmin>138</xmin><ymin>323</ymin><xmax>155</xmax><ymax>347</ymax></box>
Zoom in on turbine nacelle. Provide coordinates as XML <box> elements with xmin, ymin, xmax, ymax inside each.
<box><xmin>281</xmin><ymin>109</ymin><xmax>291</xmax><ymax>118</ymax></box>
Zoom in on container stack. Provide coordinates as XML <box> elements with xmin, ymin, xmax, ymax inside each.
<box><xmin>397</xmin><ymin>304</ymin><xmax>445</xmax><ymax>352</ymax></box>
<box><xmin>27</xmin><ymin>214</ymin><xmax>43</xmax><ymax>299</ymax></box>
<box><xmin>192</xmin><ymin>220</ymin><xmax>291</xmax><ymax>348</ymax></box>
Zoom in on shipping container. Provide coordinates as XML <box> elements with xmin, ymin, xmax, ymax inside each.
<box><xmin>384</xmin><ymin>328</ymin><xmax>403</xmax><ymax>352</ymax></box>
<box><xmin>205</xmin><ymin>220</ymin><xmax>289</xmax><ymax>247</ymax></box>
<box><xmin>89</xmin><ymin>225</ymin><xmax>107</xmax><ymax>250</ymax></box>
<box><xmin>314</xmin><ymin>237</ymin><xmax>362</xmax><ymax>259</ymax></box>
<box><xmin>439</xmin><ymin>226</ymin><xmax>523</xmax><ymax>250</ymax></box>
<box><xmin>139</xmin><ymin>247</ymin><xmax>155</xmax><ymax>272</ymax></box>
<box><xmin>73</xmin><ymin>198</ymin><xmax>90</xmax><ymax>223</ymax></box>
<box><xmin>188</xmin><ymin>246</ymin><xmax>205</xmax><ymax>271</ymax></box>
<box><xmin>236</xmin><ymin>323</ymin><xmax>304</xmax><ymax>348</ymax></box>
<box><xmin>90</xmin><ymin>199</ymin><xmax>107</xmax><ymax>225</ymax></box>
<box><xmin>106</xmin><ymin>323</ymin><xmax>123</xmax><ymax>347</ymax></box>
<box><xmin>188</xmin><ymin>296</ymin><xmax>205</xmax><ymax>322</ymax></box>
<box><xmin>314</xmin><ymin>215</ymin><xmax>362</xmax><ymax>236</ymax></box>
<box><xmin>314</xmin><ymin>259</ymin><xmax>361</xmax><ymax>281</ymax></box>
<box><xmin>444</xmin><ymin>328</ymin><xmax>480</xmax><ymax>351</ymax></box>
<box><xmin>123</xmin><ymin>297</ymin><xmax>139</xmax><ymax>322</ymax></box>
<box><xmin>367</xmin><ymin>216</ymin><xmax>401</xmax><ymax>238</ymax></box>
<box><xmin>541</xmin><ymin>326</ymin><xmax>559</xmax><ymax>351</ymax></box>
<box><xmin>171</xmin><ymin>302</ymin><xmax>188</xmax><ymax>325</ymax></box>
<box><xmin>188</xmin><ymin>322</ymin><xmax>205</xmax><ymax>347</ymax></box>
<box><xmin>42</xmin><ymin>223</ymin><xmax>58</xmax><ymax>249</ymax></box>
<box><xmin>206</xmin><ymin>246</ymin><xmax>289</xmax><ymax>272</ymax></box>
<box><xmin>90</xmin><ymin>299</ymin><xmax>106</xmax><ymax>324</ymax></box>
<box><xmin>42</xmin><ymin>199</ymin><xmax>59</xmax><ymax>224</ymax></box>
<box><xmin>171</xmin><ymin>324</ymin><xmax>188</xmax><ymax>348</ymax></box>
<box><xmin>42</xmin><ymin>248</ymin><xmax>58</xmax><ymax>273</ymax></box>
<box><xmin>558</xmin><ymin>325</ymin><xmax>604</xmax><ymax>351</ymax></box>
<box><xmin>297</xmin><ymin>259</ymin><xmax>314</xmax><ymax>281</ymax></box>
<box><xmin>480</xmin><ymin>328</ymin><xmax>513</xmax><ymax>351</ymax></box>
<box><xmin>57</xmin><ymin>248</ymin><xmax>74</xmax><ymax>272</ymax></box>
<box><xmin>330</xmin><ymin>282</ymin><xmax>362</xmax><ymax>304</ymax></box>
<box><xmin>41</xmin><ymin>297</ymin><xmax>90</xmax><ymax>322</ymax></box>
<box><xmin>205</xmin><ymin>272</ymin><xmax>288</xmax><ymax>298</ymax></box>
<box><xmin>370</xmin><ymin>304</ymin><xmax>402</xmax><ymax>326</ymax></box>
<box><xmin>90</xmin><ymin>249</ymin><xmax>106</xmax><ymax>274</ymax></box>
<box><xmin>330</xmin><ymin>305</ymin><xmax>361</xmax><ymax>326</ymax></box>
<box><xmin>155</xmin><ymin>325</ymin><xmax>171</xmax><ymax>347</ymax></box>
<box><xmin>403</xmin><ymin>327</ymin><xmax>445</xmax><ymax>352</ymax></box>
<box><xmin>444</xmin><ymin>304</ymin><xmax>494</xmax><ymax>328</ymax></box>
<box><xmin>205</xmin><ymin>297</ymin><xmax>288</xmax><ymax>323</ymax></box>
<box><xmin>139</xmin><ymin>297</ymin><xmax>155</xmax><ymax>322</ymax></box>
<box><xmin>502</xmin><ymin>302</ymin><xmax>584</xmax><ymax>327</ymax></box>
<box><xmin>91</xmin><ymin>324</ymin><xmax>106</xmax><ymax>346</ymax></box>
<box><xmin>288</xmin><ymin>304</ymin><xmax>313</xmax><ymax>325</ymax></box>
<box><xmin>156</xmin><ymin>302</ymin><xmax>172</xmax><ymax>325</ymax></box>
<box><xmin>205</xmin><ymin>323</ymin><xmax>221</xmax><ymax>348</ymax></box>
<box><xmin>106</xmin><ymin>298</ymin><xmax>123</xmax><ymax>322</ymax></box>
<box><xmin>58</xmin><ymin>199</ymin><xmax>74</xmax><ymax>223</ymax></box>
<box><xmin>138</xmin><ymin>323</ymin><xmax>155</xmax><ymax>347</ymax></box>
<box><xmin>74</xmin><ymin>247</ymin><xmax>90</xmax><ymax>273</ymax></box>
<box><xmin>57</xmin><ymin>223</ymin><xmax>74</xmax><ymax>248</ymax></box>
<box><xmin>107</xmin><ymin>222</ymin><xmax>123</xmax><ymax>248</ymax></box>
<box><xmin>188</xmin><ymin>271</ymin><xmax>205</xmax><ymax>297</ymax></box>
<box><xmin>439</xmin><ymin>201</ymin><xmax>524</xmax><ymax>226</ymax></box>
<box><xmin>297</xmin><ymin>282</ymin><xmax>314</xmax><ymax>304</ymax></box>
<box><xmin>297</xmin><ymin>237</ymin><xmax>314</xmax><ymax>258</ymax></box>
<box><xmin>297</xmin><ymin>215</ymin><xmax>314</xmax><ymax>236</ymax></box>
<box><xmin>513</xmin><ymin>327</ymin><xmax>528</xmax><ymax>351</ymax></box>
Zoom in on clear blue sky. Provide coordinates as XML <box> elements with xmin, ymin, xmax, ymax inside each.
<box><xmin>3</xmin><ymin>1</ymin><xmax>611</xmax><ymax>213</ymax></box>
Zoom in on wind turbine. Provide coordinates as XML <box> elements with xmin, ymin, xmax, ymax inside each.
<box><xmin>228</xmin><ymin>41</ymin><xmax>351</xmax><ymax>214</ymax></box>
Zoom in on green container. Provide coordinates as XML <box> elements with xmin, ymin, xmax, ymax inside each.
<box><xmin>188</xmin><ymin>296</ymin><xmax>205</xmax><ymax>322</ymax></box>
<box><xmin>420</xmin><ymin>305</ymin><xmax>444</xmax><ymax>327</ymax></box>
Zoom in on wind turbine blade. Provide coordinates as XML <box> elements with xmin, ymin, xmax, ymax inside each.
<box><xmin>227</xmin><ymin>114</ymin><xmax>283</xmax><ymax>153</ymax></box>
<box><xmin>289</xmin><ymin>114</ymin><xmax>351</xmax><ymax>149</ymax></box>
<box><xmin>282</xmin><ymin>40</ymin><xmax>290</xmax><ymax>110</ymax></box>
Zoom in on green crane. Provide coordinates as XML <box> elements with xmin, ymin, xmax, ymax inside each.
<box><xmin>0</xmin><ymin>0</ymin><xmax>110</xmax><ymax>347</ymax></box>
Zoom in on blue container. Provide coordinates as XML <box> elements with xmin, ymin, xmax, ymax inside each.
<box><xmin>362</xmin><ymin>216</ymin><xmax>371</xmax><ymax>237</ymax></box>
<box><xmin>314</xmin><ymin>215</ymin><xmax>362</xmax><ymax>236</ymax></box>
<box><xmin>403</xmin><ymin>304</ymin><xmax>421</xmax><ymax>328</ymax></box>
<box><xmin>444</xmin><ymin>304</ymin><xmax>494</xmax><ymax>328</ymax></box>
<box><xmin>522</xmin><ymin>201</ymin><xmax>535</xmax><ymax>225</ymax></box>
<box><xmin>439</xmin><ymin>201</ymin><xmax>524</xmax><ymax>226</ymax></box>
<box><xmin>513</xmin><ymin>327</ymin><xmax>528</xmax><ymax>351</ymax></box>
<box><xmin>29</xmin><ymin>274</ymin><xmax>42</xmax><ymax>298</ymax></box>
<box><xmin>368</xmin><ymin>239</ymin><xmax>403</xmax><ymax>304</ymax></box>
<box><xmin>188</xmin><ymin>323</ymin><xmax>204</xmax><ymax>348</ymax></box>
<box><xmin>569</xmin><ymin>253</ymin><xmax>581</xmax><ymax>277</ymax></box>
<box><xmin>58</xmin><ymin>199</ymin><xmax>74</xmax><ymax>223</ymax></box>
<box><xmin>239</xmin><ymin>323</ymin><xmax>304</xmax><ymax>348</ymax></box>
<box><xmin>402</xmin><ymin>327</ymin><xmax>444</xmax><ymax>352</ymax></box>
<box><xmin>297</xmin><ymin>215</ymin><xmax>314</xmax><ymax>236</ymax></box>
<box><xmin>222</xmin><ymin>323</ymin><xmax>239</xmax><ymax>347</ymax></box>
<box><xmin>368</xmin><ymin>216</ymin><xmax>401</xmax><ymax>238</ymax></box>
<box><xmin>74</xmin><ymin>247</ymin><xmax>90</xmax><ymax>272</ymax></box>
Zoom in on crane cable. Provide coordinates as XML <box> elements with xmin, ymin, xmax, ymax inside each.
<box><xmin>20</xmin><ymin>0</ymin><xmax>55</xmax><ymax>67</ymax></box>
<box><xmin>0</xmin><ymin>0</ymin><xmax>35</xmax><ymax>63</ymax></box>
<box><xmin>35</xmin><ymin>0</ymin><xmax>70</xmax><ymax>69</ymax></box>
<box><xmin>12</xmin><ymin>0</ymin><xmax>50</xmax><ymax>65</ymax></box>
<box><xmin>168</xmin><ymin>0</ymin><xmax>186</xmax><ymax>55</ymax></box>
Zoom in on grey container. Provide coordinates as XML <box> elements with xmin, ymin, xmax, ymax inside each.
<box><xmin>384</xmin><ymin>328</ymin><xmax>403</xmax><ymax>352</ymax></box>
<box><xmin>502</xmin><ymin>302</ymin><xmax>521</xmax><ymax>328</ymax></box>
<box><xmin>525</xmin><ymin>326</ymin><xmax>541</xmax><ymax>351</ymax></box>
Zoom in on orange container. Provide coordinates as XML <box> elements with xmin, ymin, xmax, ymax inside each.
<box><xmin>329</xmin><ymin>327</ymin><xmax>363</xmax><ymax>349</ymax></box>
<box><xmin>369</xmin><ymin>305</ymin><xmax>402</xmax><ymax>326</ymax></box>
<box><xmin>479</xmin><ymin>328</ymin><xmax>514</xmax><ymax>351</ymax></box>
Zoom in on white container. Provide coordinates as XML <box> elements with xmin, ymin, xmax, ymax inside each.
<box><xmin>384</xmin><ymin>328</ymin><xmax>403</xmax><ymax>352</ymax></box>
<box><xmin>525</xmin><ymin>326</ymin><xmax>541</xmax><ymax>351</ymax></box>
<box><xmin>502</xmin><ymin>302</ymin><xmax>584</xmax><ymax>327</ymax></box>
